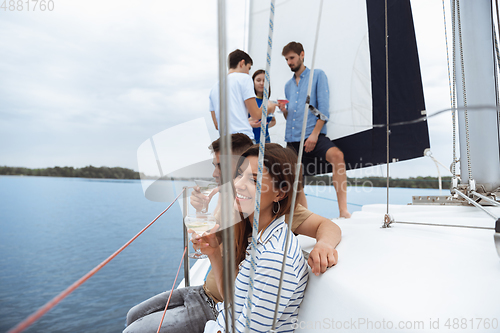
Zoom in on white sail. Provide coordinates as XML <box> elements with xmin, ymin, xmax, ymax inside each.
<box><xmin>248</xmin><ymin>0</ymin><xmax>373</xmax><ymax>145</ymax></box>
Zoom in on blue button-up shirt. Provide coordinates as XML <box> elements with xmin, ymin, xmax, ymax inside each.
<box><xmin>284</xmin><ymin>67</ymin><xmax>330</xmax><ymax>142</ymax></box>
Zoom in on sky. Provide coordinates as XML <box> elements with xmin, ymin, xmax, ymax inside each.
<box><xmin>0</xmin><ymin>0</ymin><xmax>458</xmax><ymax>178</ymax></box>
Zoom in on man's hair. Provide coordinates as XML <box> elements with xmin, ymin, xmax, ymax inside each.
<box><xmin>282</xmin><ymin>41</ymin><xmax>304</xmax><ymax>56</ymax></box>
<box><xmin>228</xmin><ymin>49</ymin><xmax>253</xmax><ymax>69</ymax></box>
<box><xmin>209</xmin><ymin>133</ymin><xmax>253</xmax><ymax>156</ymax></box>
<box><xmin>252</xmin><ymin>69</ymin><xmax>271</xmax><ymax>98</ymax></box>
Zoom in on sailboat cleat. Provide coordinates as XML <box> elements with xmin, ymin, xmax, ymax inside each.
<box><xmin>382</xmin><ymin>213</ymin><xmax>394</xmax><ymax>228</ymax></box>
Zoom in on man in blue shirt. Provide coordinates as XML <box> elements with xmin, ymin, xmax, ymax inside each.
<box><xmin>279</xmin><ymin>41</ymin><xmax>351</xmax><ymax>218</ymax></box>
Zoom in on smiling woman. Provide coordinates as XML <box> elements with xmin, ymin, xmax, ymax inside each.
<box><xmin>199</xmin><ymin>143</ymin><xmax>309</xmax><ymax>333</ymax></box>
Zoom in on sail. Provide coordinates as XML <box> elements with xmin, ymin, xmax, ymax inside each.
<box><xmin>248</xmin><ymin>0</ymin><xmax>430</xmax><ymax>174</ymax></box>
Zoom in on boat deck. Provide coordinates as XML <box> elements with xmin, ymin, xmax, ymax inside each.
<box><xmin>180</xmin><ymin>203</ymin><xmax>500</xmax><ymax>332</ymax></box>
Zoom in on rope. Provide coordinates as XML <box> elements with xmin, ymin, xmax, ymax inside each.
<box><xmin>442</xmin><ymin>0</ymin><xmax>458</xmax><ymax>178</ymax></box>
<box><xmin>494</xmin><ymin>0</ymin><xmax>500</xmax><ymax>129</ymax></box>
<box><xmin>491</xmin><ymin>2</ymin><xmax>500</xmax><ymax>115</ymax></box>
<box><xmin>451</xmin><ymin>0</ymin><xmax>459</xmax><ymax>178</ymax></box>
<box><xmin>456</xmin><ymin>0</ymin><xmax>473</xmax><ymax>181</ymax></box>
<box><xmin>393</xmin><ymin>220</ymin><xmax>494</xmax><ymax>230</ymax></box>
<box><xmin>245</xmin><ymin>0</ymin><xmax>276</xmax><ymax>331</ymax></box>
<box><xmin>7</xmin><ymin>189</ymin><xmax>186</xmax><ymax>333</ymax></box>
<box><xmin>245</xmin><ymin>0</ymin><xmax>275</xmax><ymax>332</ymax></box>
<box><xmin>324</xmin><ymin>104</ymin><xmax>500</xmax><ymax>128</ymax></box>
<box><xmin>453</xmin><ymin>189</ymin><xmax>499</xmax><ymax>221</ymax></box>
<box><xmin>385</xmin><ymin>0</ymin><xmax>390</xmax><ymax>217</ymax></box>
<box><xmin>156</xmin><ymin>247</ymin><xmax>188</xmax><ymax>333</ymax></box>
<box><xmin>272</xmin><ymin>0</ymin><xmax>324</xmax><ymax>330</ymax></box>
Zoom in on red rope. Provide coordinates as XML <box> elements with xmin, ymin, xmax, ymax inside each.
<box><xmin>8</xmin><ymin>189</ymin><xmax>186</xmax><ymax>333</ymax></box>
<box><xmin>156</xmin><ymin>246</ymin><xmax>188</xmax><ymax>333</ymax></box>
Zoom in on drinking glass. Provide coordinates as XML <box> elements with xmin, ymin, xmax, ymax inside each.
<box><xmin>184</xmin><ymin>215</ymin><xmax>216</xmax><ymax>259</ymax></box>
<box><xmin>194</xmin><ymin>179</ymin><xmax>218</xmax><ymax>214</ymax></box>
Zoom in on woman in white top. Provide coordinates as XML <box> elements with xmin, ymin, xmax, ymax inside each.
<box><xmin>197</xmin><ymin>143</ymin><xmax>309</xmax><ymax>333</ymax></box>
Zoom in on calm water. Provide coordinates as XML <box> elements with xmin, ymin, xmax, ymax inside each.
<box><xmin>0</xmin><ymin>176</ymin><xmax>442</xmax><ymax>332</ymax></box>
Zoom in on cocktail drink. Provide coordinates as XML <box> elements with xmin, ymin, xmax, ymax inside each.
<box><xmin>184</xmin><ymin>215</ymin><xmax>216</xmax><ymax>259</ymax></box>
<box><xmin>276</xmin><ymin>99</ymin><xmax>289</xmax><ymax>114</ymax></box>
<box><xmin>194</xmin><ymin>179</ymin><xmax>218</xmax><ymax>214</ymax></box>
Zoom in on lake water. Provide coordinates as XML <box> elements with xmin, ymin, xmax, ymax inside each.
<box><xmin>0</xmin><ymin>176</ymin><xmax>442</xmax><ymax>332</ymax></box>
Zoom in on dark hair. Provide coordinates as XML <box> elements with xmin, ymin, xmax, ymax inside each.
<box><xmin>228</xmin><ymin>49</ymin><xmax>253</xmax><ymax>69</ymax></box>
<box><xmin>233</xmin><ymin>143</ymin><xmax>303</xmax><ymax>265</ymax></box>
<box><xmin>209</xmin><ymin>133</ymin><xmax>253</xmax><ymax>156</ymax></box>
<box><xmin>282</xmin><ymin>41</ymin><xmax>304</xmax><ymax>57</ymax></box>
<box><xmin>252</xmin><ymin>69</ymin><xmax>271</xmax><ymax>98</ymax></box>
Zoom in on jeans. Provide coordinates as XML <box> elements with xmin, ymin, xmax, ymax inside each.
<box><xmin>124</xmin><ymin>285</ymin><xmax>216</xmax><ymax>333</ymax></box>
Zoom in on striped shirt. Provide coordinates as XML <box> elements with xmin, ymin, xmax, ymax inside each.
<box><xmin>204</xmin><ymin>215</ymin><xmax>309</xmax><ymax>333</ymax></box>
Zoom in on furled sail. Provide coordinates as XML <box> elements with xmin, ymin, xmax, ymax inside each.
<box><xmin>248</xmin><ymin>0</ymin><xmax>430</xmax><ymax>174</ymax></box>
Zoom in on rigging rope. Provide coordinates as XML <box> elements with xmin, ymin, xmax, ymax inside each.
<box><xmin>494</xmin><ymin>0</ymin><xmax>500</xmax><ymax>129</ymax></box>
<box><xmin>324</xmin><ymin>104</ymin><xmax>499</xmax><ymax>128</ymax></box>
<box><xmin>245</xmin><ymin>0</ymin><xmax>275</xmax><ymax>331</ymax></box>
<box><xmin>452</xmin><ymin>0</ymin><xmax>459</xmax><ymax>179</ymax></box>
<box><xmin>156</xmin><ymin>247</ymin><xmax>188</xmax><ymax>333</ymax></box>
<box><xmin>7</xmin><ymin>189</ymin><xmax>186</xmax><ymax>333</ymax></box>
<box><xmin>491</xmin><ymin>1</ymin><xmax>500</xmax><ymax>115</ymax></box>
<box><xmin>393</xmin><ymin>220</ymin><xmax>495</xmax><ymax>230</ymax></box>
<box><xmin>272</xmin><ymin>0</ymin><xmax>324</xmax><ymax>330</ymax></box>
<box><xmin>456</xmin><ymin>0</ymin><xmax>473</xmax><ymax>182</ymax></box>
<box><xmin>442</xmin><ymin>0</ymin><xmax>458</xmax><ymax>178</ymax></box>
<box><xmin>385</xmin><ymin>0</ymin><xmax>390</xmax><ymax>218</ymax></box>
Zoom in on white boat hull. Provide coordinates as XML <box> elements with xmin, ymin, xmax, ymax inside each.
<box><xmin>296</xmin><ymin>204</ymin><xmax>500</xmax><ymax>332</ymax></box>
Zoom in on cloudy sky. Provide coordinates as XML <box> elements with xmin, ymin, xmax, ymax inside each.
<box><xmin>0</xmin><ymin>0</ymin><xmax>456</xmax><ymax>178</ymax></box>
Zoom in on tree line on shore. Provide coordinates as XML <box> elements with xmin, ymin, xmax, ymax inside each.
<box><xmin>0</xmin><ymin>166</ymin><xmax>141</xmax><ymax>179</ymax></box>
<box><xmin>1</xmin><ymin>166</ymin><xmax>451</xmax><ymax>189</ymax></box>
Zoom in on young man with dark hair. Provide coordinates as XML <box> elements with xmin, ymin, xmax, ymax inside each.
<box><xmin>279</xmin><ymin>41</ymin><xmax>351</xmax><ymax>218</ymax></box>
<box><xmin>227</xmin><ymin>49</ymin><xmax>253</xmax><ymax>69</ymax></box>
<box><xmin>209</xmin><ymin>49</ymin><xmax>263</xmax><ymax>141</ymax></box>
<box><xmin>124</xmin><ymin>133</ymin><xmax>342</xmax><ymax>333</ymax></box>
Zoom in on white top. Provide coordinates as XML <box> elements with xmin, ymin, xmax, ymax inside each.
<box><xmin>209</xmin><ymin>72</ymin><xmax>257</xmax><ymax>140</ymax></box>
<box><xmin>204</xmin><ymin>215</ymin><xmax>309</xmax><ymax>333</ymax></box>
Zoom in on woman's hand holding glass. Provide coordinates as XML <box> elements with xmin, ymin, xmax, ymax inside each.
<box><xmin>190</xmin><ymin>224</ymin><xmax>220</xmax><ymax>257</ymax></box>
<box><xmin>185</xmin><ymin>215</ymin><xmax>218</xmax><ymax>259</ymax></box>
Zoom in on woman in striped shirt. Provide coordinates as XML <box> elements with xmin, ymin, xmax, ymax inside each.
<box><xmin>198</xmin><ymin>143</ymin><xmax>309</xmax><ymax>332</ymax></box>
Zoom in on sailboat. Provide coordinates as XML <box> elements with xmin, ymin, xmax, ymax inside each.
<box><xmin>180</xmin><ymin>0</ymin><xmax>500</xmax><ymax>332</ymax></box>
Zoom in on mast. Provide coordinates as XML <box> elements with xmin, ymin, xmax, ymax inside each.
<box><xmin>453</xmin><ymin>0</ymin><xmax>500</xmax><ymax>192</ymax></box>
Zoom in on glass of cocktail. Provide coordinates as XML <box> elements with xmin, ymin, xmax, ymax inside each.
<box><xmin>184</xmin><ymin>215</ymin><xmax>217</xmax><ymax>259</ymax></box>
<box><xmin>194</xmin><ymin>179</ymin><xmax>218</xmax><ymax>214</ymax></box>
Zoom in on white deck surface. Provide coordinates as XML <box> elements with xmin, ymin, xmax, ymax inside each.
<box><xmin>296</xmin><ymin>204</ymin><xmax>500</xmax><ymax>332</ymax></box>
<box><xmin>182</xmin><ymin>203</ymin><xmax>500</xmax><ymax>332</ymax></box>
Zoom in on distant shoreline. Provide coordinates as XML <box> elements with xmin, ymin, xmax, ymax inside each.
<box><xmin>305</xmin><ymin>175</ymin><xmax>452</xmax><ymax>190</ymax></box>
<box><xmin>0</xmin><ymin>165</ymin><xmax>142</xmax><ymax>180</ymax></box>
<box><xmin>1</xmin><ymin>166</ymin><xmax>451</xmax><ymax>189</ymax></box>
